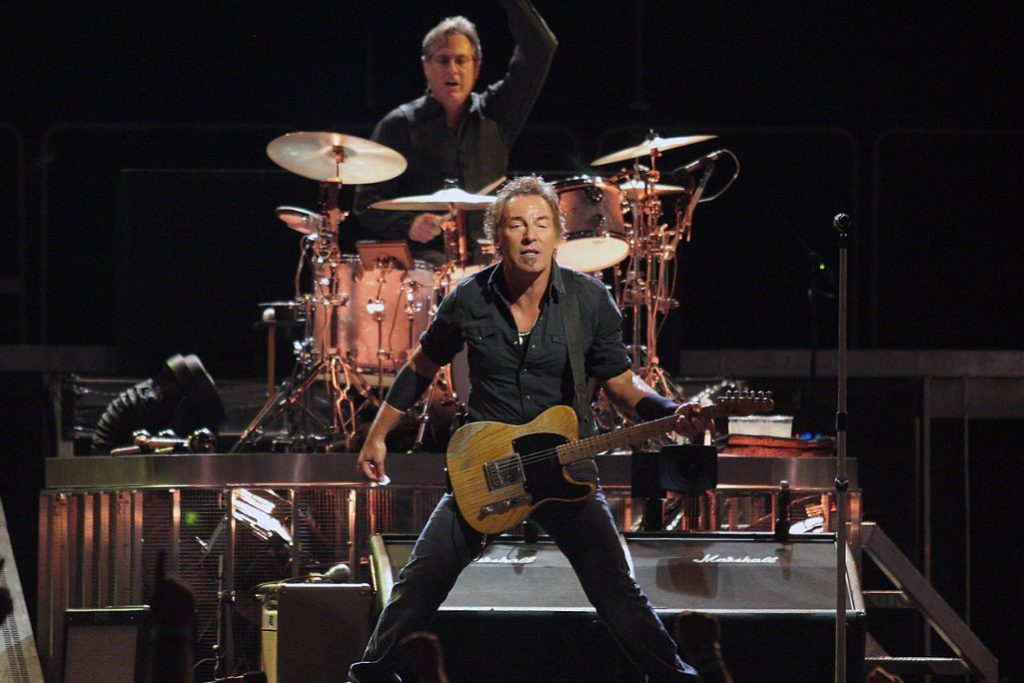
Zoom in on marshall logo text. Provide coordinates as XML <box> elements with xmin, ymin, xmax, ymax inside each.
<box><xmin>693</xmin><ymin>553</ymin><xmax>780</xmax><ymax>564</ymax></box>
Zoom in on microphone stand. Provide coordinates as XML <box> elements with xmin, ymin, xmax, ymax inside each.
<box><xmin>832</xmin><ymin>213</ymin><xmax>851</xmax><ymax>683</ymax></box>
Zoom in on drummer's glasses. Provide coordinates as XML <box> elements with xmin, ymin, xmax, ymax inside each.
<box><xmin>428</xmin><ymin>54</ymin><xmax>476</xmax><ymax>68</ymax></box>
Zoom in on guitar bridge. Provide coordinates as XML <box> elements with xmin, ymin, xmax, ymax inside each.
<box><xmin>483</xmin><ymin>455</ymin><xmax>524</xmax><ymax>490</ymax></box>
<box><xmin>478</xmin><ymin>494</ymin><xmax>533</xmax><ymax>521</ymax></box>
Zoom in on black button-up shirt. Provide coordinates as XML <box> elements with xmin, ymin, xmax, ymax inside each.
<box><xmin>352</xmin><ymin>0</ymin><xmax>557</xmax><ymax>263</ymax></box>
<box><xmin>419</xmin><ymin>263</ymin><xmax>630</xmax><ymax>428</ymax></box>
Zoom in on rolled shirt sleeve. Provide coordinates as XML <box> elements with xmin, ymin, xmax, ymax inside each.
<box><xmin>418</xmin><ymin>288</ymin><xmax>465</xmax><ymax>368</ymax></box>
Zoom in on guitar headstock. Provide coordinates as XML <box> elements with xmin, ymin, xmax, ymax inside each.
<box><xmin>711</xmin><ymin>389</ymin><xmax>775</xmax><ymax>417</ymax></box>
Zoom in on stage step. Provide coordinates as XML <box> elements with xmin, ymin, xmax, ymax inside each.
<box><xmin>862</xmin><ymin>589</ymin><xmax>910</xmax><ymax>609</ymax></box>
<box><xmin>864</xmin><ymin>656</ymin><xmax>971</xmax><ymax>677</ymax></box>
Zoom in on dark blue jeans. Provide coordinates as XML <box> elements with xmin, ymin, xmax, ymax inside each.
<box><xmin>348</xmin><ymin>490</ymin><xmax>698</xmax><ymax>682</ymax></box>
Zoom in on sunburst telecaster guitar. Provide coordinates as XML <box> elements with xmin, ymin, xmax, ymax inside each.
<box><xmin>446</xmin><ymin>390</ymin><xmax>774</xmax><ymax>534</ymax></box>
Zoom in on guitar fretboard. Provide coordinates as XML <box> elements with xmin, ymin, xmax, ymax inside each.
<box><xmin>554</xmin><ymin>414</ymin><xmax>678</xmax><ymax>464</ymax></box>
<box><xmin>551</xmin><ymin>395</ymin><xmax>770</xmax><ymax>464</ymax></box>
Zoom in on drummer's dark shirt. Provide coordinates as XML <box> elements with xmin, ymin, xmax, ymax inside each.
<box><xmin>418</xmin><ymin>263</ymin><xmax>630</xmax><ymax>429</ymax></box>
<box><xmin>353</xmin><ymin>0</ymin><xmax>557</xmax><ymax>264</ymax></box>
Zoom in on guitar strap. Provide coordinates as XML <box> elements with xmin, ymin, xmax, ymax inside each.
<box><xmin>561</xmin><ymin>270</ymin><xmax>596</xmax><ymax>438</ymax></box>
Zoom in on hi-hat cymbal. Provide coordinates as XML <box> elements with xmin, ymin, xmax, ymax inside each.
<box><xmin>591</xmin><ymin>134</ymin><xmax>717</xmax><ymax>166</ymax></box>
<box><xmin>371</xmin><ymin>187</ymin><xmax>497</xmax><ymax>212</ymax></box>
<box><xmin>266</xmin><ymin>131</ymin><xmax>407</xmax><ymax>184</ymax></box>
<box><xmin>618</xmin><ymin>179</ymin><xmax>687</xmax><ymax>198</ymax></box>
<box><xmin>275</xmin><ymin>205</ymin><xmax>321</xmax><ymax>235</ymax></box>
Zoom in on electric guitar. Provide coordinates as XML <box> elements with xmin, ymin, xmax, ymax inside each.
<box><xmin>446</xmin><ymin>391</ymin><xmax>774</xmax><ymax>534</ymax></box>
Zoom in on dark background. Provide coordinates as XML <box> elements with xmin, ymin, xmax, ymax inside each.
<box><xmin>2</xmin><ymin>2</ymin><xmax>1021</xmax><ymax>358</ymax></box>
<box><xmin>2</xmin><ymin>1</ymin><xmax>1023</xmax><ymax>679</ymax></box>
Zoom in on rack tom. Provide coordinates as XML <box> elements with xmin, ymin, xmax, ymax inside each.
<box><xmin>310</xmin><ymin>255</ymin><xmax>434</xmax><ymax>379</ymax></box>
<box><xmin>554</xmin><ymin>176</ymin><xmax>629</xmax><ymax>272</ymax></box>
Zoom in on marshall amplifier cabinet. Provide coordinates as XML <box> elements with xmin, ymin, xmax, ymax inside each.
<box><xmin>371</xmin><ymin>535</ymin><xmax>623</xmax><ymax>682</ymax></box>
<box><xmin>372</xmin><ymin>533</ymin><xmax>865</xmax><ymax>683</ymax></box>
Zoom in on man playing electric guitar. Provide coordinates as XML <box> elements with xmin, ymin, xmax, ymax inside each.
<box><xmin>350</xmin><ymin>175</ymin><xmax>711</xmax><ymax>682</ymax></box>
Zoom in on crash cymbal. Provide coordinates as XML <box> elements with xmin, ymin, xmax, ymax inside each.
<box><xmin>371</xmin><ymin>187</ymin><xmax>497</xmax><ymax>212</ymax></box>
<box><xmin>275</xmin><ymin>205</ymin><xmax>321</xmax><ymax>235</ymax></box>
<box><xmin>618</xmin><ymin>179</ymin><xmax>687</xmax><ymax>198</ymax></box>
<box><xmin>266</xmin><ymin>131</ymin><xmax>407</xmax><ymax>184</ymax></box>
<box><xmin>591</xmin><ymin>134</ymin><xmax>717</xmax><ymax>166</ymax></box>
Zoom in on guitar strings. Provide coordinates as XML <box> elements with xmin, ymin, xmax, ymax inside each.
<box><xmin>454</xmin><ymin>396</ymin><xmax>768</xmax><ymax>498</ymax></box>
<box><xmin>461</xmin><ymin>418</ymin><xmax>677</xmax><ymax>497</ymax></box>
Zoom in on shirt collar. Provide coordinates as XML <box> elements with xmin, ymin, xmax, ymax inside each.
<box><xmin>421</xmin><ymin>90</ymin><xmax>483</xmax><ymax>121</ymax></box>
<box><xmin>485</xmin><ymin>260</ymin><xmax>566</xmax><ymax>303</ymax></box>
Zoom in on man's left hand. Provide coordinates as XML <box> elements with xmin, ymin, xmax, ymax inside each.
<box><xmin>673</xmin><ymin>403</ymin><xmax>714</xmax><ymax>439</ymax></box>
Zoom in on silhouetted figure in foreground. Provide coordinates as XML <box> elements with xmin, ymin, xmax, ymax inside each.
<box><xmin>400</xmin><ymin>631</ymin><xmax>449</xmax><ymax>683</ymax></box>
<box><xmin>146</xmin><ymin>552</ymin><xmax>196</xmax><ymax>683</ymax></box>
<box><xmin>673</xmin><ymin>611</ymin><xmax>733</xmax><ymax>683</ymax></box>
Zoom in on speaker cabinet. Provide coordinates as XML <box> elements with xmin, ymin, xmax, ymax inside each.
<box><xmin>371</xmin><ymin>535</ymin><xmax>623</xmax><ymax>681</ymax></box>
<box><xmin>62</xmin><ymin>607</ymin><xmax>148</xmax><ymax>683</ymax></box>
<box><xmin>372</xmin><ymin>533</ymin><xmax>865</xmax><ymax>683</ymax></box>
<box><xmin>273</xmin><ymin>583</ymin><xmax>374</xmax><ymax>683</ymax></box>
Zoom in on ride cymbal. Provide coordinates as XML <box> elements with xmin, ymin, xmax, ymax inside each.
<box><xmin>591</xmin><ymin>134</ymin><xmax>717</xmax><ymax>166</ymax></box>
<box><xmin>266</xmin><ymin>131</ymin><xmax>407</xmax><ymax>184</ymax></box>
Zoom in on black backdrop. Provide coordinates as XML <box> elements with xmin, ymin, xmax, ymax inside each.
<box><xmin>3</xmin><ymin>2</ymin><xmax>1022</xmax><ymax>356</ymax></box>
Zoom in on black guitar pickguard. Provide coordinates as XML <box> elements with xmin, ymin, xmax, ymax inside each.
<box><xmin>511</xmin><ymin>431</ymin><xmax>594</xmax><ymax>503</ymax></box>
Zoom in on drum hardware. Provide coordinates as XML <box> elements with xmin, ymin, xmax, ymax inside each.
<box><xmin>371</xmin><ymin>183</ymin><xmax>499</xmax><ymax>451</ymax></box>
<box><xmin>442</xmin><ymin>209</ymin><xmax>468</xmax><ymax>274</ymax></box>
<box><xmin>591</xmin><ymin>131</ymin><xmax>722</xmax><ymax>413</ymax></box>
<box><xmin>258</xmin><ymin>301</ymin><xmax>305</xmax><ymax>396</ymax></box>
<box><xmin>233</xmin><ymin>132</ymin><xmax>407</xmax><ymax>453</ymax></box>
<box><xmin>617</xmin><ymin>178</ymin><xmax>687</xmax><ymax>199</ymax></box>
<box><xmin>275</xmin><ymin>205</ymin><xmax>322</xmax><ymax>235</ymax></box>
<box><xmin>109</xmin><ymin>427</ymin><xmax>217</xmax><ymax>455</ymax></box>
<box><xmin>590</xmin><ymin>135</ymin><xmax>739</xmax><ymax>433</ymax></box>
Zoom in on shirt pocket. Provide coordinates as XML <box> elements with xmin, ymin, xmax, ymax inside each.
<box><xmin>463</xmin><ymin>324</ymin><xmax>501</xmax><ymax>355</ymax></box>
<box><xmin>539</xmin><ymin>333</ymin><xmax>571</xmax><ymax>377</ymax></box>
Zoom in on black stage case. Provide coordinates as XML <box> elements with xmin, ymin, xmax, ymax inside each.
<box><xmin>275</xmin><ymin>583</ymin><xmax>375</xmax><ymax>683</ymax></box>
<box><xmin>371</xmin><ymin>533</ymin><xmax>865</xmax><ymax>683</ymax></box>
<box><xmin>62</xmin><ymin>606</ymin><xmax>149</xmax><ymax>683</ymax></box>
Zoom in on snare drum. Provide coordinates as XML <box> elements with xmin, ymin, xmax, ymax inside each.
<box><xmin>310</xmin><ymin>255</ymin><xmax>434</xmax><ymax>377</ymax></box>
<box><xmin>554</xmin><ymin>176</ymin><xmax>629</xmax><ymax>272</ymax></box>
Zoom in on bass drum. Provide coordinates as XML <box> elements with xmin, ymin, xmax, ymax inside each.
<box><xmin>310</xmin><ymin>255</ymin><xmax>434</xmax><ymax>380</ymax></box>
<box><xmin>554</xmin><ymin>176</ymin><xmax>629</xmax><ymax>272</ymax></box>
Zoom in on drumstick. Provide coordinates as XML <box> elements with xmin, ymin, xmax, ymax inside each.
<box><xmin>478</xmin><ymin>175</ymin><xmax>507</xmax><ymax>195</ymax></box>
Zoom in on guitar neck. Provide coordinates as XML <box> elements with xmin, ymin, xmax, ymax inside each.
<box><xmin>554</xmin><ymin>414</ymin><xmax>679</xmax><ymax>465</ymax></box>
<box><xmin>552</xmin><ymin>392</ymin><xmax>772</xmax><ymax>465</ymax></box>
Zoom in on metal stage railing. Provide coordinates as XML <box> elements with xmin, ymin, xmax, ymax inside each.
<box><xmin>39</xmin><ymin>452</ymin><xmax>857</xmax><ymax>682</ymax></box>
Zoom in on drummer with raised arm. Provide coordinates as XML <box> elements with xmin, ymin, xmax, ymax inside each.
<box><xmin>352</xmin><ymin>0</ymin><xmax>557</xmax><ymax>266</ymax></box>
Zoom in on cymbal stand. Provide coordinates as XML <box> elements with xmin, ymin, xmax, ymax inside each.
<box><xmin>623</xmin><ymin>145</ymin><xmax>688</xmax><ymax>403</ymax></box>
<box><xmin>410</xmin><ymin>204</ymin><xmax>464</xmax><ymax>451</ymax></box>
<box><xmin>233</xmin><ymin>181</ymin><xmax>378</xmax><ymax>452</ymax></box>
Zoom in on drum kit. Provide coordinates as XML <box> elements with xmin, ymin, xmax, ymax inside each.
<box><xmin>233</xmin><ymin>129</ymin><xmax>734</xmax><ymax>451</ymax></box>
